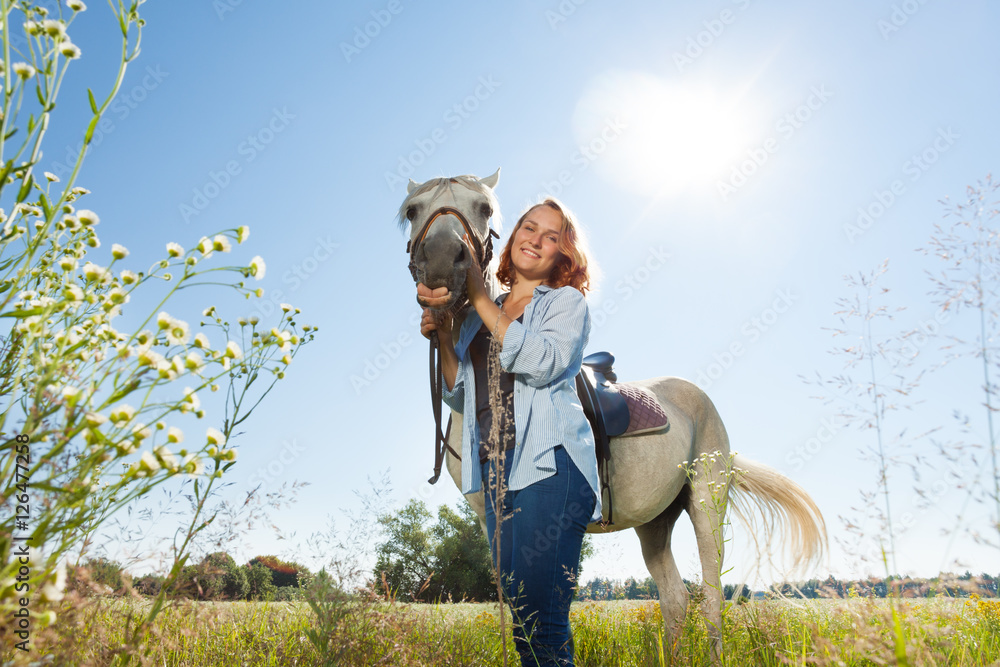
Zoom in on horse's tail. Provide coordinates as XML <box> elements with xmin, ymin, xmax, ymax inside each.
<box><xmin>728</xmin><ymin>454</ymin><xmax>827</xmax><ymax>575</ymax></box>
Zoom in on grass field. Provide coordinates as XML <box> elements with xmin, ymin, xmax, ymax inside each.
<box><xmin>6</xmin><ymin>595</ymin><xmax>1000</xmax><ymax>666</ymax></box>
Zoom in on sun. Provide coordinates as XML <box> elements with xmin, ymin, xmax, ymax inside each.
<box><xmin>572</xmin><ymin>70</ymin><xmax>764</xmax><ymax>200</ymax></box>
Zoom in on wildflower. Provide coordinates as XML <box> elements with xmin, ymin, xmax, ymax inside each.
<box><xmin>206</xmin><ymin>427</ymin><xmax>225</xmax><ymax>446</ymax></box>
<box><xmin>156</xmin><ymin>311</ymin><xmax>173</xmax><ymax>330</ymax></box>
<box><xmin>132</xmin><ymin>423</ymin><xmax>152</xmax><ymax>442</ymax></box>
<box><xmin>138</xmin><ymin>450</ymin><xmax>160</xmax><ymax>474</ymax></box>
<box><xmin>184</xmin><ymin>352</ymin><xmax>203</xmax><ymax>371</ymax></box>
<box><xmin>67</xmin><ymin>0</ymin><xmax>87</xmax><ymax>11</ymax></box>
<box><xmin>77</xmin><ymin>209</ymin><xmax>99</xmax><ymax>226</ymax></box>
<box><xmin>59</xmin><ymin>41</ymin><xmax>81</xmax><ymax>59</ymax></box>
<box><xmin>167</xmin><ymin>426</ymin><xmax>183</xmax><ymax>444</ymax></box>
<box><xmin>42</xmin><ymin>19</ymin><xmax>64</xmax><ymax>37</ymax></box>
<box><xmin>191</xmin><ymin>334</ymin><xmax>209</xmax><ymax>350</ymax></box>
<box><xmin>38</xmin><ymin>564</ymin><xmax>67</xmax><ymax>604</ymax></box>
<box><xmin>249</xmin><ymin>256</ymin><xmax>266</xmax><ymax>279</ymax></box>
<box><xmin>12</xmin><ymin>62</ymin><xmax>35</xmax><ymax>79</ymax></box>
<box><xmin>182</xmin><ymin>388</ymin><xmax>200</xmax><ymax>411</ymax></box>
<box><xmin>156</xmin><ymin>359</ymin><xmax>177</xmax><ymax>380</ymax></box>
<box><xmin>121</xmin><ymin>269</ymin><xmax>138</xmax><ymax>284</ymax></box>
<box><xmin>236</xmin><ymin>225</ymin><xmax>250</xmax><ymax>243</ymax></box>
<box><xmin>181</xmin><ymin>454</ymin><xmax>204</xmax><ymax>477</ymax></box>
<box><xmin>220</xmin><ymin>448</ymin><xmax>237</xmax><ymax>462</ymax></box>
<box><xmin>111</xmin><ymin>243</ymin><xmax>128</xmax><ymax>259</ymax></box>
<box><xmin>212</xmin><ymin>235</ymin><xmax>231</xmax><ymax>252</ymax></box>
<box><xmin>202</xmin><ymin>305</ymin><xmax>216</xmax><ymax>317</ymax></box>
<box><xmin>224</xmin><ymin>341</ymin><xmax>242</xmax><ymax>359</ymax></box>
<box><xmin>137</xmin><ymin>348</ymin><xmax>165</xmax><ymax>368</ymax></box>
<box><xmin>196</xmin><ymin>236</ymin><xmax>213</xmax><ymax>257</ymax></box>
<box><xmin>63</xmin><ymin>284</ymin><xmax>84</xmax><ymax>302</ymax></box>
<box><xmin>281</xmin><ymin>354</ymin><xmax>292</xmax><ymax>365</ymax></box>
<box><xmin>165</xmin><ymin>318</ymin><xmax>190</xmax><ymax>346</ymax></box>
<box><xmin>24</xmin><ymin>20</ymin><xmax>43</xmax><ymax>35</ymax></box>
<box><xmin>82</xmin><ymin>262</ymin><xmax>110</xmax><ymax>284</ymax></box>
<box><xmin>44</xmin><ymin>171</ymin><xmax>60</xmax><ymax>182</ymax></box>
<box><xmin>249</xmin><ymin>315</ymin><xmax>259</xmax><ymax>325</ymax></box>
<box><xmin>280</xmin><ymin>303</ymin><xmax>293</xmax><ymax>312</ymax></box>
<box><xmin>84</xmin><ymin>411</ymin><xmax>107</xmax><ymax>427</ymax></box>
<box><xmin>71</xmin><ymin>186</ymin><xmax>90</xmax><ymax>196</ymax></box>
<box><xmin>154</xmin><ymin>445</ymin><xmax>179</xmax><ymax>471</ymax></box>
<box><xmin>59</xmin><ymin>257</ymin><xmax>77</xmax><ymax>271</ymax></box>
<box><xmin>135</xmin><ymin>329</ymin><xmax>154</xmax><ymax>347</ymax></box>
<box><xmin>86</xmin><ymin>234</ymin><xmax>100</xmax><ymax>248</ymax></box>
<box><xmin>166</xmin><ymin>242</ymin><xmax>184</xmax><ymax>257</ymax></box>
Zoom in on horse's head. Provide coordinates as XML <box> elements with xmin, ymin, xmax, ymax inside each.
<box><xmin>398</xmin><ymin>169</ymin><xmax>501</xmax><ymax>311</ymax></box>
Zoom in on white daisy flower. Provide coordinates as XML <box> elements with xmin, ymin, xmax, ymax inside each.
<box><xmin>166</xmin><ymin>242</ymin><xmax>184</xmax><ymax>258</ymax></box>
<box><xmin>167</xmin><ymin>426</ymin><xmax>183</xmax><ymax>444</ymax></box>
<box><xmin>64</xmin><ymin>284</ymin><xmax>84</xmax><ymax>302</ymax></box>
<box><xmin>196</xmin><ymin>236</ymin><xmax>213</xmax><ymax>257</ymax></box>
<box><xmin>212</xmin><ymin>235</ymin><xmax>231</xmax><ymax>253</ymax></box>
<box><xmin>184</xmin><ymin>352</ymin><xmax>203</xmax><ymax>371</ymax></box>
<box><xmin>110</xmin><ymin>404</ymin><xmax>135</xmax><ymax>425</ymax></box>
<box><xmin>82</xmin><ymin>262</ymin><xmax>110</xmax><ymax>284</ymax></box>
<box><xmin>120</xmin><ymin>269</ymin><xmax>138</xmax><ymax>285</ymax></box>
<box><xmin>42</xmin><ymin>19</ymin><xmax>64</xmax><ymax>37</ymax></box>
<box><xmin>12</xmin><ymin>62</ymin><xmax>35</xmax><ymax>79</ymax></box>
<box><xmin>249</xmin><ymin>256</ymin><xmax>266</xmax><ymax>280</ymax></box>
<box><xmin>193</xmin><ymin>333</ymin><xmax>210</xmax><ymax>349</ymax></box>
<box><xmin>139</xmin><ymin>450</ymin><xmax>160</xmax><ymax>473</ymax></box>
<box><xmin>165</xmin><ymin>318</ymin><xmax>190</xmax><ymax>346</ymax></box>
<box><xmin>224</xmin><ymin>341</ymin><xmax>242</xmax><ymax>359</ymax></box>
<box><xmin>181</xmin><ymin>454</ymin><xmax>204</xmax><ymax>478</ymax></box>
<box><xmin>59</xmin><ymin>42</ymin><xmax>81</xmax><ymax>59</ymax></box>
<box><xmin>59</xmin><ymin>257</ymin><xmax>77</xmax><ymax>271</ymax></box>
<box><xmin>236</xmin><ymin>226</ymin><xmax>250</xmax><ymax>243</ymax></box>
<box><xmin>156</xmin><ymin>311</ymin><xmax>173</xmax><ymax>330</ymax></box>
<box><xmin>44</xmin><ymin>171</ymin><xmax>60</xmax><ymax>182</ymax></box>
<box><xmin>76</xmin><ymin>209</ymin><xmax>99</xmax><ymax>226</ymax></box>
<box><xmin>206</xmin><ymin>427</ymin><xmax>225</xmax><ymax>446</ymax></box>
<box><xmin>67</xmin><ymin>0</ymin><xmax>87</xmax><ymax>11</ymax></box>
<box><xmin>111</xmin><ymin>243</ymin><xmax>128</xmax><ymax>260</ymax></box>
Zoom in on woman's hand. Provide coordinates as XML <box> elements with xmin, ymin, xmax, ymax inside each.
<box><xmin>420</xmin><ymin>306</ymin><xmax>453</xmax><ymax>340</ymax></box>
<box><xmin>462</xmin><ymin>233</ymin><xmax>488</xmax><ymax>308</ymax></box>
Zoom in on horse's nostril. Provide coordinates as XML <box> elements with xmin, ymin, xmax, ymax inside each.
<box><xmin>455</xmin><ymin>243</ymin><xmax>466</xmax><ymax>263</ymax></box>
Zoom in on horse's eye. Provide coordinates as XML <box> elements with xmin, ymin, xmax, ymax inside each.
<box><xmin>480</xmin><ymin>203</ymin><xmax>493</xmax><ymax>219</ymax></box>
<box><xmin>406</xmin><ymin>206</ymin><xmax>417</xmax><ymax>221</ymax></box>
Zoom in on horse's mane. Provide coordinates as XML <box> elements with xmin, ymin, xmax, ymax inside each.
<box><xmin>395</xmin><ymin>174</ymin><xmax>503</xmax><ymax>234</ymax></box>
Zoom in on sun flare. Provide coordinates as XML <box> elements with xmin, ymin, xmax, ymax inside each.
<box><xmin>572</xmin><ymin>70</ymin><xmax>763</xmax><ymax>199</ymax></box>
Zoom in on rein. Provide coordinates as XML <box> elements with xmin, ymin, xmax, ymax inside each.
<box><xmin>407</xmin><ymin>204</ymin><xmax>499</xmax><ymax>484</ymax></box>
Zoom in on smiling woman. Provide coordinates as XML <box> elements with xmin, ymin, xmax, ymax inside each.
<box><xmin>571</xmin><ymin>69</ymin><xmax>764</xmax><ymax>199</ymax></box>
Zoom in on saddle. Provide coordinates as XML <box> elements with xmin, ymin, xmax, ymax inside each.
<box><xmin>576</xmin><ymin>352</ymin><xmax>669</xmax><ymax>527</ymax></box>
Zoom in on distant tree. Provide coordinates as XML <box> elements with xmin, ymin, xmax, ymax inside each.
<box><xmin>246</xmin><ymin>562</ymin><xmax>277</xmax><ymax>601</ymax></box>
<box><xmin>249</xmin><ymin>555</ymin><xmax>310</xmax><ymax>589</ymax></box>
<box><xmin>223</xmin><ymin>563</ymin><xmax>249</xmax><ymax>601</ymax></box>
<box><xmin>429</xmin><ymin>502</ymin><xmax>496</xmax><ymax>602</ymax></box>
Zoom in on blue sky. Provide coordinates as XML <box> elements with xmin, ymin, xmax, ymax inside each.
<box><xmin>36</xmin><ymin>0</ymin><xmax>1000</xmax><ymax>586</ymax></box>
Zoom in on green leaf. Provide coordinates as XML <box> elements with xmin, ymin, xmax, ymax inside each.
<box><xmin>88</xmin><ymin>88</ymin><xmax>98</xmax><ymax>115</ymax></box>
<box><xmin>16</xmin><ymin>175</ymin><xmax>33</xmax><ymax>202</ymax></box>
<box><xmin>27</xmin><ymin>115</ymin><xmax>34</xmax><ymax>134</ymax></box>
<box><xmin>35</xmin><ymin>85</ymin><xmax>44</xmax><ymax>107</ymax></box>
<box><xmin>3</xmin><ymin>127</ymin><xmax>17</xmax><ymax>140</ymax></box>
<box><xmin>39</xmin><ymin>193</ymin><xmax>51</xmax><ymax>220</ymax></box>
<box><xmin>83</xmin><ymin>116</ymin><xmax>98</xmax><ymax>146</ymax></box>
<box><xmin>0</xmin><ymin>307</ymin><xmax>44</xmax><ymax>318</ymax></box>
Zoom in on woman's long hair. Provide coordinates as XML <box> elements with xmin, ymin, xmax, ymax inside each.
<box><xmin>496</xmin><ymin>197</ymin><xmax>593</xmax><ymax>295</ymax></box>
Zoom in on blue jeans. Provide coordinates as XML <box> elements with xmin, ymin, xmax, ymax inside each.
<box><xmin>481</xmin><ymin>446</ymin><xmax>596</xmax><ymax>667</ymax></box>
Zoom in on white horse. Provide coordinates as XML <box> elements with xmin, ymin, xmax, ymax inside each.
<box><xmin>399</xmin><ymin>169</ymin><xmax>826</xmax><ymax>653</ymax></box>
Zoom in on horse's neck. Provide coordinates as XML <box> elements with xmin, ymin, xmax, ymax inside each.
<box><xmin>451</xmin><ymin>271</ymin><xmax>504</xmax><ymax>345</ymax></box>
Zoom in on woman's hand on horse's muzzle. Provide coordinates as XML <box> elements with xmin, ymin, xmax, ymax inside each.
<box><xmin>420</xmin><ymin>307</ymin><xmax>453</xmax><ymax>340</ymax></box>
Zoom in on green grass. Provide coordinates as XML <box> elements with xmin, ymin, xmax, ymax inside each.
<box><xmin>4</xmin><ymin>595</ymin><xmax>999</xmax><ymax>666</ymax></box>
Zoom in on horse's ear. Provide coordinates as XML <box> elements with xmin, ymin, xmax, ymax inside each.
<box><xmin>407</xmin><ymin>178</ymin><xmax>420</xmax><ymax>194</ymax></box>
<box><xmin>481</xmin><ymin>168</ymin><xmax>500</xmax><ymax>189</ymax></box>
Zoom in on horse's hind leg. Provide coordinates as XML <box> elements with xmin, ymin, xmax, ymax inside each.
<box><xmin>634</xmin><ymin>488</ymin><xmax>688</xmax><ymax>647</ymax></box>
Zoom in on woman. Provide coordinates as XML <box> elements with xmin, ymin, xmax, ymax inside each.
<box><xmin>417</xmin><ymin>197</ymin><xmax>601</xmax><ymax>666</ymax></box>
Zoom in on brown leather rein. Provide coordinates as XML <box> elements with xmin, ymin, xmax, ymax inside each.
<box><xmin>407</xmin><ymin>205</ymin><xmax>499</xmax><ymax>484</ymax></box>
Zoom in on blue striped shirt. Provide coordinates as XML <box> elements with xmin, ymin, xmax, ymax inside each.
<box><xmin>442</xmin><ymin>284</ymin><xmax>602</xmax><ymax>523</ymax></box>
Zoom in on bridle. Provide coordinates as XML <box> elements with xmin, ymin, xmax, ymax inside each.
<box><xmin>405</xmin><ymin>201</ymin><xmax>499</xmax><ymax>484</ymax></box>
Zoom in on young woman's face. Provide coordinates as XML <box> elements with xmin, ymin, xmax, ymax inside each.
<box><xmin>511</xmin><ymin>205</ymin><xmax>564</xmax><ymax>283</ymax></box>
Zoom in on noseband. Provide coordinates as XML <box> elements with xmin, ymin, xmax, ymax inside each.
<box><xmin>406</xmin><ymin>206</ymin><xmax>499</xmax><ymax>283</ymax></box>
